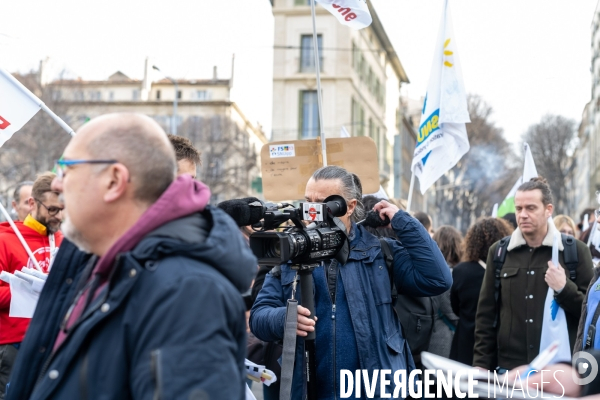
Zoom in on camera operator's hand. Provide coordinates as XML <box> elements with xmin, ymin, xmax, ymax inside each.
<box><xmin>297</xmin><ymin>305</ymin><xmax>318</xmax><ymax>336</ymax></box>
<box><xmin>372</xmin><ymin>200</ymin><xmax>399</xmax><ymax>225</ymax></box>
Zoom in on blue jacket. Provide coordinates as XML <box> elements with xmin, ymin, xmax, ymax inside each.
<box><xmin>250</xmin><ymin>210</ymin><xmax>452</xmax><ymax>400</ymax></box>
<box><xmin>20</xmin><ymin>207</ymin><xmax>256</xmax><ymax>400</ymax></box>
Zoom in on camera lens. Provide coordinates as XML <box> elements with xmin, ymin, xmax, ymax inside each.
<box><xmin>266</xmin><ymin>238</ymin><xmax>281</xmax><ymax>258</ymax></box>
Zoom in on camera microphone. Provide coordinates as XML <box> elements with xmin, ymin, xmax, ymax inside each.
<box><xmin>357</xmin><ymin>210</ymin><xmax>390</xmax><ymax>227</ymax></box>
<box><xmin>217</xmin><ymin>197</ymin><xmax>266</xmax><ymax>227</ymax></box>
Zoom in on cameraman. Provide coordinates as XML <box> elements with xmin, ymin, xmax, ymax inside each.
<box><xmin>249</xmin><ymin>166</ymin><xmax>452</xmax><ymax>399</ymax></box>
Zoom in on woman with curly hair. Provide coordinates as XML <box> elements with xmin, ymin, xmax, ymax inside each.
<box><xmin>449</xmin><ymin>217</ymin><xmax>514</xmax><ymax>365</ymax></box>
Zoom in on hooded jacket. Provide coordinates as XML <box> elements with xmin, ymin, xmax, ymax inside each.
<box><xmin>0</xmin><ymin>221</ymin><xmax>63</xmax><ymax>344</ymax></box>
<box><xmin>18</xmin><ymin>176</ymin><xmax>257</xmax><ymax>400</ymax></box>
<box><xmin>473</xmin><ymin>222</ymin><xmax>593</xmax><ymax>370</ymax></box>
<box><xmin>250</xmin><ymin>210</ymin><xmax>452</xmax><ymax>400</ymax></box>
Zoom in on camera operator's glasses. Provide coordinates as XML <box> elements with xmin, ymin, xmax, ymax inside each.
<box><xmin>54</xmin><ymin>159</ymin><xmax>118</xmax><ymax>180</ymax></box>
<box><xmin>595</xmin><ymin>209</ymin><xmax>600</xmax><ymax>219</ymax></box>
<box><xmin>34</xmin><ymin>198</ymin><xmax>64</xmax><ymax>216</ymax></box>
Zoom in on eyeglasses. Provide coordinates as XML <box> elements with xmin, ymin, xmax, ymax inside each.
<box><xmin>595</xmin><ymin>209</ymin><xmax>600</xmax><ymax>219</ymax></box>
<box><xmin>35</xmin><ymin>198</ymin><xmax>64</xmax><ymax>216</ymax></box>
<box><xmin>54</xmin><ymin>159</ymin><xmax>118</xmax><ymax>180</ymax></box>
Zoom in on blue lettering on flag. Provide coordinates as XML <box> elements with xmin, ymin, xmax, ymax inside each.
<box><xmin>422</xmin><ymin>150</ymin><xmax>432</xmax><ymax>166</ymax></box>
<box><xmin>416</xmin><ymin>109</ymin><xmax>440</xmax><ymax>147</ymax></box>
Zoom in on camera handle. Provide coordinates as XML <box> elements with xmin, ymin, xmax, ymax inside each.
<box><xmin>298</xmin><ymin>269</ymin><xmax>318</xmax><ymax>400</ymax></box>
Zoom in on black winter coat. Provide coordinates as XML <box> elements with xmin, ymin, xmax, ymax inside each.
<box><xmin>449</xmin><ymin>261</ymin><xmax>485</xmax><ymax>365</ymax></box>
<box><xmin>12</xmin><ymin>208</ymin><xmax>256</xmax><ymax>400</ymax></box>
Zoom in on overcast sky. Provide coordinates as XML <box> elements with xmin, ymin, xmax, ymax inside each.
<box><xmin>2</xmin><ymin>0</ymin><xmax>597</xmax><ymax>145</ymax></box>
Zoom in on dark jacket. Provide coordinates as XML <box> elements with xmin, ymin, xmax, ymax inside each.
<box><xmin>24</xmin><ymin>206</ymin><xmax>256</xmax><ymax>400</ymax></box>
<box><xmin>6</xmin><ymin>239</ymin><xmax>91</xmax><ymax>400</ymax></box>
<box><xmin>574</xmin><ymin>265</ymin><xmax>600</xmax><ymax>352</ymax></box>
<box><xmin>473</xmin><ymin>224</ymin><xmax>594</xmax><ymax>370</ymax></box>
<box><xmin>250</xmin><ymin>210</ymin><xmax>452</xmax><ymax>400</ymax></box>
<box><xmin>449</xmin><ymin>260</ymin><xmax>485</xmax><ymax>365</ymax></box>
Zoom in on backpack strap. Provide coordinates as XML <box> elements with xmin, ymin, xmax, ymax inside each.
<box><xmin>379</xmin><ymin>238</ymin><xmax>398</xmax><ymax>305</ymax></box>
<box><xmin>492</xmin><ymin>236</ymin><xmax>511</xmax><ymax>328</ymax></box>
<box><xmin>561</xmin><ymin>233</ymin><xmax>578</xmax><ymax>281</ymax></box>
<box><xmin>584</xmin><ymin>302</ymin><xmax>600</xmax><ymax>350</ymax></box>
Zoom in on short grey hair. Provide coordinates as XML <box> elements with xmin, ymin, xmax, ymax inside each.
<box><xmin>86</xmin><ymin>114</ymin><xmax>177</xmax><ymax>204</ymax></box>
<box><xmin>13</xmin><ymin>181</ymin><xmax>34</xmax><ymax>203</ymax></box>
<box><xmin>311</xmin><ymin>166</ymin><xmax>365</xmax><ymax>221</ymax></box>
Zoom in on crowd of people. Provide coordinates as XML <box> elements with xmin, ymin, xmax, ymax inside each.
<box><xmin>2</xmin><ymin>112</ymin><xmax>600</xmax><ymax>399</ymax></box>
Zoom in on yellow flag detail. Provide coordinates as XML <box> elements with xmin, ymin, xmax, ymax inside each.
<box><xmin>444</xmin><ymin>61</ymin><xmax>453</xmax><ymax>67</ymax></box>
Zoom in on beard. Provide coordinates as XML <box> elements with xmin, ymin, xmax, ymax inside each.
<box><xmin>36</xmin><ymin>214</ymin><xmax>62</xmax><ymax>235</ymax></box>
<box><xmin>61</xmin><ymin>216</ymin><xmax>93</xmax><ymax>254</ymax></box>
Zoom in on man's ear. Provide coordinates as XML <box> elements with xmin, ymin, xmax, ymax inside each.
<box><xmin>103</xmin><ymin>164</ymin><xmax>130</xmax><ymax>203</ymax></box>
<box><xmin>546</xmin><ymin>204</ymin><xmax>554</xmax><ymax>219</ymax></box>
<box><xmin>347</xmin><ymin>199</ymin><xmax>357</xmax><ymax>217</ymax></box>
<box><xmin>27</xmin><ymin>197</ymin><xmax>35</xmax><ymax>208</ymax></box>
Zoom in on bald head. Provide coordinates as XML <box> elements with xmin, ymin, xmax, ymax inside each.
<box><xmin>74</xmin><ymin>113</ymin><xmax>176</xmax><ymax>204</ymax></box>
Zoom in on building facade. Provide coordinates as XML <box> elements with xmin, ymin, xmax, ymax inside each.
<box><xmin>47</xmin><ymin>60</ymin><xmax>267</xmax><ymax>203</ymax></box>
<box><xmin>270</xmin><ymin>0</ymin><xmax>409</xmax><ymax>197</ymax></box>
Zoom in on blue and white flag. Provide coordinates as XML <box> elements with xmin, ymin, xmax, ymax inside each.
<box><xmin>411</xmin><ymin>0</ymin><xmax>470</xmax><ymax>194</ymax></box>
<box><xmin>539</xmin><ymin>220</ymin><xmax>572</xmax><ymax>364</ymax></box>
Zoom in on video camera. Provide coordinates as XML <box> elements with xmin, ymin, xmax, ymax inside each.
<box><xmin>218</xmin><ymin>195</ymin><xmax>350</xmax><ymax>267</ymax></box>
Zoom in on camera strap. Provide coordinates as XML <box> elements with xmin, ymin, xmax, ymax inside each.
<box><xmin>280</xmin><ymin>298</ymin><xmax>299</xmax><ymax>400</ymax></box>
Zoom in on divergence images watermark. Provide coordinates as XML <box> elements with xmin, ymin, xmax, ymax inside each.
<box><xmin>338</xmin><ymin>361</ymin><xmax>600</xmax><ymax>399</ymax></box>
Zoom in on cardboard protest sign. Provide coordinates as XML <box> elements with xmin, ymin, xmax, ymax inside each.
<box><xmin>261</xmin><ymin>137</ymin><xmax>379</xmax><ymax>201</ymax></box>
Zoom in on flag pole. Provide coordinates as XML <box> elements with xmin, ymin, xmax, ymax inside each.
<box><xmin>406</xmin><ymin>171</ymin><xmax>416</xmax><ymax>213</ymax></box>
<box><xmin>310</xmin><ymin>0</ymin><xmax>328</xmax><ymax>166</ymax></box>
<box><xmin>0</xmin><ymin>68</ymin><xmax>75</xmax><ymax>137</ymax></box>
<box><xmin>0</xmin><ymin>203</ymin><xmax>42</xmax><ymax>271</ymax></box>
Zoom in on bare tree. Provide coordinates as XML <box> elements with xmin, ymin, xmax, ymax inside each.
<box><xmin>0</xmin><ymin>70</ymin><xmax>72</xmax><ymax>213</ymax></box>
<box><xmin>176</xmin><ymin>116</ymin><xmax>259</xmax><ymax>203</ymax></box>
<box><xmin>433</xmin><ymin>95</ymin><xmax>519</xmax><ymax>233</ymax></box>
<box><xmin>522</xmin><ymin>114</ymin><xmax>577</xmax><ymax>215</ymax></box>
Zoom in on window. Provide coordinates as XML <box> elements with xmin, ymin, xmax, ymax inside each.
<box><xmin>299</xmin><ymin>90</ymin><xmax>319</xmax><ymax>139</ymax></box>
<box><xmin>177</xmin><ymin>90</ymin><xmax>182</xmax><ymax>100</ymax></box>
<box><xmin>108</xmin><ymin>91</ymin><xmax>114</xmax><ymax>101</ymax></box>
<box><xmin>156</xmin><ymin>90</ymin><xmax>161</xmax><ymax>100</ymax></box>
<box><xmin>88</xmin><ymin>91</ymin><xmax>101</xmax><ymax>101</ymax></box>
<box><xmin>132</xmin><ymin>90</ymin><xmax>140</xmax><ymax>100</ymax></box>
<box><xmin>300</xmin><ymin>34</ymin><xmax>323</xmax><ymax>73</ymax></box>
<box><xmin>192</xmin><ymin>90</ymin><xmax>210</xmax><ymax>100</ymax></box>
<box><xmin>52</xmin><ymin>90</ymin><xmax>62</xmax><ymax>101</ymax></box>
<box><xmin>294</xmin><ymin>0</ymin><xmax>310</xmax><ymax>5</ymax></box>
<box><xmin>351</xmin><ymin>98</ymin><xmax>365</xmax><ymax>137</ymax></box>
<box><xmin>74</xmin><ymin>91</ymin><xmax>84</xmax><ymax>101</ymax></box>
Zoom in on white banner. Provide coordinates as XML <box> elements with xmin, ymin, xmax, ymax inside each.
<box><xmin>315</xmin><ymin>0</ymin><xmax>372</xmax><ymax>30</ymax></box>
<box><xmin>411</xmin><ymin>0</ymin><xmax>470</xmax><ymax>194</ymax></box>
<box><xmin>0</xmin><ymin>67</ymin><xmax>42</xmax><ymax>148</ymax></box>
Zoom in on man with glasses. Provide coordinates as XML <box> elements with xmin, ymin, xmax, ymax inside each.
<box><xmin>6</xmin><ymin>113</ymin><xmax>256</xmax><ymax>400</ymax></box>
<box><xmin>0</xmin><ymin>172</ymin><xmax>64</xmax><ymax>398</ymax></box>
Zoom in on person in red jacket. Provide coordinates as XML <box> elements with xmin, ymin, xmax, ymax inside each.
<box><xmin>0</xmin><ymin>172</ymin><xmax>63</xmax><ymax>399</ymax></box>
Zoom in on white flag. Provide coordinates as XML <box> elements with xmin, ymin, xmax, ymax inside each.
<box><xmin>0</xmin><ymin>68</ymin><xmax>42</xmax><ymax>148</ymax></box>
<box><xmin>539</xmin><ymin>221</ymin><xmax>572</xmax><ymax>364</ymax></box>
<box><xmin>411</xmin><ymin>0</ymin><xmax>470</xmax><ymax>194</ymax></box>
<box><xmin>315</xmin><ymin>0</ymin><xmax>372</xmax><ymax>30</ymax></box>
<box><xmin>523</xmin><ymin>142</ymin><xmax>538</xmax><ymax>183</ymax></box>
